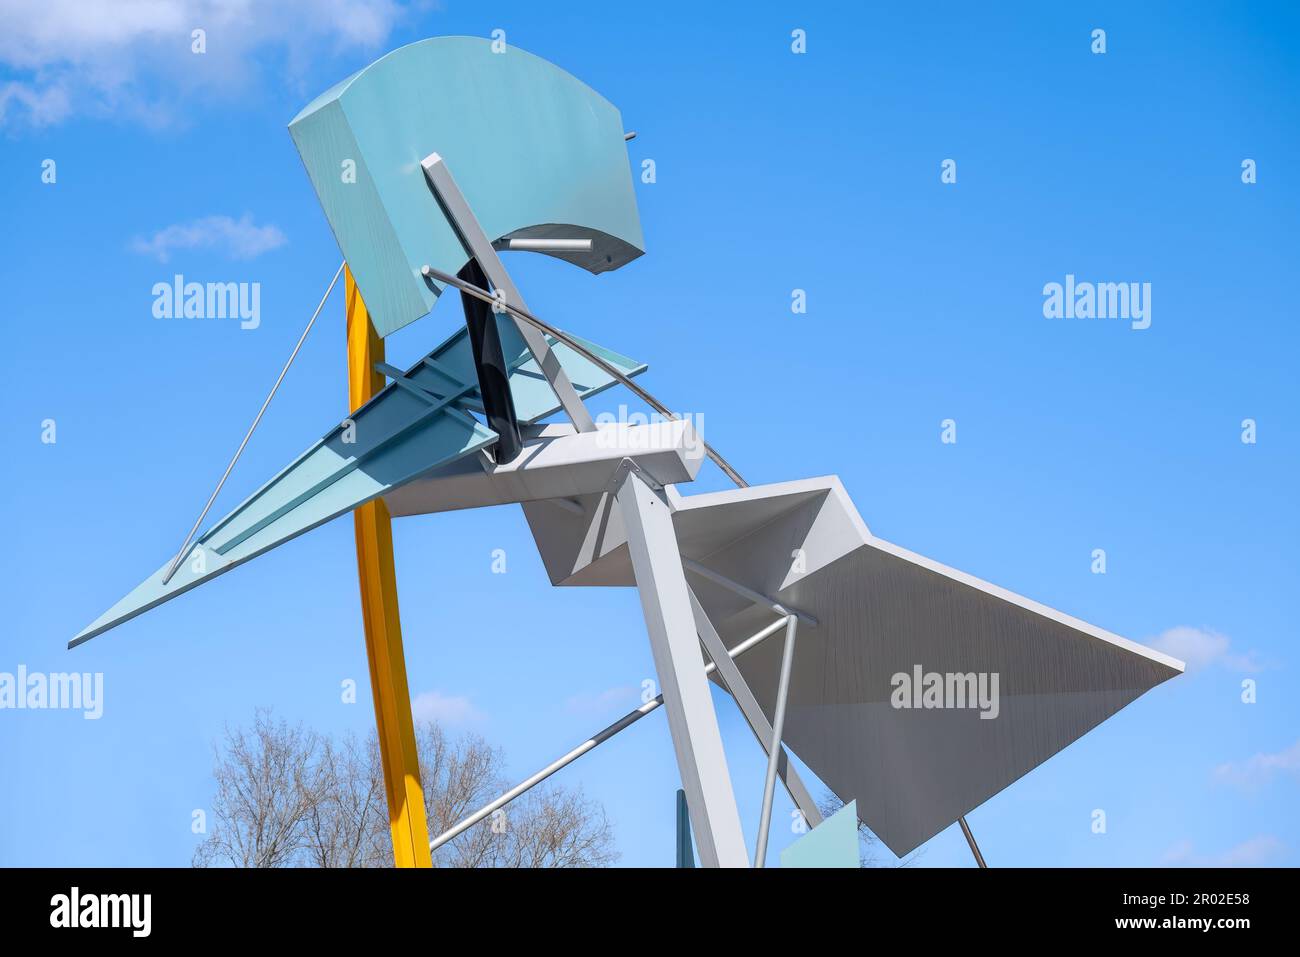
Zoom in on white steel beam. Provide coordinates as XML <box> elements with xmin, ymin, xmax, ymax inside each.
<box><xmin>386</xmin><ymin>421</ymin><xmax>704</xmax><ymax>517</ymax></box>
<box><xmin>616</xmin><ymin>467</ymin><xmax>749</xmax><ymax>868</ymax></box>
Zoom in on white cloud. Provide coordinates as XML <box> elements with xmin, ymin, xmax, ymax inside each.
<box><xmin>564</xmin><ymin>685</ymin><xmax>640</xmax><ymax>715</ymax></box>
<box><xmin>1213</xmin><ymin>739</ymin><xmax>1300</xmax><ymax>791</ymax></box>
<box><xmin>411</xmin><ymin>690</ymin><xmax>481</xmax><ymax>727</ymax></box>
<box><xmin>131</xmin><ymin>213</ymin><xmax>287</xmax><ymax>262</ymax></box>
<box><xmin>1149</xmin><ymin>625</ymin><xmax>1261</xmax><ymax>673</ymax></box>
<box><xmin>1162</xmin><ymin>835</ymin><xmax>1285</xmax><ymax>867</ymax></box>
<box><xmin>0</xmin><ymin>0</ymin><xmax>410</xmax><ymax>127</ymax></box>
<box><xmin>0</xmin><ymin>80</ymin><xmax>73</xmax><ymax>127</ymax></box>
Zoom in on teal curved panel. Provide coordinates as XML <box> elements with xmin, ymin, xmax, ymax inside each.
<box><xmin>289</xmin><ymin>36</ymin><xmax>644</xmax><ymax>338</ymax></box>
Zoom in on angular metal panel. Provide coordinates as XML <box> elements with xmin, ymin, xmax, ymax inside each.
<box><xmin>708</xmin><ymin>535</ymin><xmax>1183</xmax><ymax>857</ymax></box>
<box><xmin>70</xmin><ymin>322</ymin><xmax>646</xmax><ymax>647</ymax></box>
<box><xmin>71</xmin><ymin>384</ymin><xmax>495</xmax><ymax>649</ymax></box>
<box><xmin>520</xmin><ymin>475</ymin><xmax>1184</xmax><ymax>856</ymax></box>
<box><xmin>780</xmin><ymin>800</ymin><xmax>861</xmax><ymax>869</ymax></box>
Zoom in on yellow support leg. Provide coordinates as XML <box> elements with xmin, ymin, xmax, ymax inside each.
<box><xmin>346</xmin><ymin>266</ymin><xmax>433</xmax><ymax>868</ymax></box>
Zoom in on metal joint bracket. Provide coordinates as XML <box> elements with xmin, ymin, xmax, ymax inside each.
<box><xmin>603</xmin><ymin>456</ymin><xmax>663</xmax><ymax>500</ymax></box>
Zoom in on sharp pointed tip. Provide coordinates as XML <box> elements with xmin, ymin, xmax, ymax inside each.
<box><xmin>68</xmin><ymin>626</ymin><xmax>100</xmax><ymax>650</ymax></box>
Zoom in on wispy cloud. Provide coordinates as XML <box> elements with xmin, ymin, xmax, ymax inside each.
<box><xmin>1162</xmin><ymin>835</ymin><xmax>1285</xmax><ymax>867</ymax></box>
<box><xmin>411</xmin><ymin>690</ymin><xmax>482</xmax><ymax>727</ymax></box>
<box><xmin>0</xmin><ymin>80</ymin><xmax>73</xmax><ymax>127</ymax></box>
<box><xmin>1149</xmin><ymin>625</ymin><xmax>1261</xmax><ymax>673</ymax></box>
<box><xmin>564</xmin><ymin>685</ymin><xmax>640</xmax><ymax>716</ymax></box>
<box><xmin>0</xmin><ymin>0</ymin><xmax>411</xmax><ymax>128</ymax></box>
<box><xmin>131</xmin><ymin>214</ymin><xmax>286</xmax><ymax>262</ymax></box>
<box><xmin>1213</xmin><ymin>739</ymin><xmax>1300</xmax><ymax>791</ymax></box>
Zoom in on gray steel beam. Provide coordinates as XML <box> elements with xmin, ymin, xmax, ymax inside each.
<box><xmin>616</xmin><ymin>468</ymin><xmax>749</xmax><ymax>867</ymax></box>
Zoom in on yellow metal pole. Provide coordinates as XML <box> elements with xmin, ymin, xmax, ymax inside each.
<box><xmin>346</xmin><ymin>266</ymin><xmax>433</xmax><ymax>868</ymax></box>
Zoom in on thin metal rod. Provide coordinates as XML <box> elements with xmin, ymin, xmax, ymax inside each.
<box><xmin>428</xmin><ymin>615</ymin><xmax>790</xmax><ymax>853</ymax></box>
<box><xmin>959</xmin><ymin>816</ymin><xmax>987</xmax><ymax>867</ymax></box>
<box><xmin>754</xmin><ymin>614</ymin><xmax>799</xmax><ymax>867</ymax></box>
<box><xmin>161</xmin><ymin>261</ymin><xmax>345</xmax><ymax>585</ymax></box>
<box><xmin>502</xmin><ymin>238</ymin><xmax>593</xmax><ymax>252</ymax></box>
<box><xmin>421</xmin><ymin>264</ymin><xmax>750</xmax><ymax>489</ymax></box>
<box><xmin>682</xmin><ymin>557</ymin><xmax>817</xmax><ymax>626</ymax></box>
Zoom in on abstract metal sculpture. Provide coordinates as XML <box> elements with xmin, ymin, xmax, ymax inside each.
<box><xmin>73</xmin><ymin>37</ymin><xmax>1184</xmax><ymax>868</ymax></box>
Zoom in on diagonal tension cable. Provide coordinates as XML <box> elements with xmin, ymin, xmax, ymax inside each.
<box><xmin>161</xmin><ymin>261</ymin><xmax>346</xmax><ymax>585</ymax></box>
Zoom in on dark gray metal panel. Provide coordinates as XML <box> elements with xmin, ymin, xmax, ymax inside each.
<box><xmin>712</xmin><ymin>541</ymin><xmax>1181</xmax><ymax>856</ymax></box>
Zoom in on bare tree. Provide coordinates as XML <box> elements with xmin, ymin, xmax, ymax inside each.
<box><xmin>191</xmin><ymin>709</ymin><xmax>331</xmax><ymax>867</ymax></box>
<box><xmin>302</xmin><ymin>733</ymin><xmax>387</xmax><ymax>867</ymax></box>
<box><xmin>194</xmin><ymin>710</ymin><xmax>617</xmax><ymax>868</ymax></box>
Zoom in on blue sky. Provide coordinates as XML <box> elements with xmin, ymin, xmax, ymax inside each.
<box><xmin>1</xmin><ymin>0</ymin><xmax>1297</xmax><ymax>868</ymax></box>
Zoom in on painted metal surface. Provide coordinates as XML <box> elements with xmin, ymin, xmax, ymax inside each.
<box><xmin>346</xmin><ymin>268</ymin><xmax>432</xmax><ymax>868</ymax></box>
<box><xmin>676</xmin><ymin>789</ymin><xmax>695</xmax><ymax>868</ymax></box>
<box><xmin>289</xmin><ymin>36</ymin><xmax>644</xmax><ymax>338</ymax></box>
<box><xmin>780</xmin><ymin>800</ymin><xmax>861</xmax><ymax>869</ymax></box>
